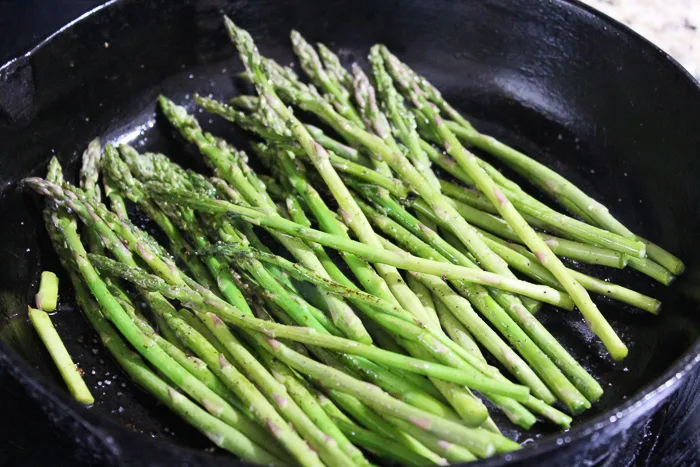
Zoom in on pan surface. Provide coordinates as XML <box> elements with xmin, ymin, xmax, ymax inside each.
<box><xmin>1</xmin><ymin>0</ymin><xmax>699</xmax><ymax>465</ymax></box>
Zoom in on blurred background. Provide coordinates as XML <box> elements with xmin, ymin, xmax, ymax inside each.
<box><xmin>583</xmin><ymin>0</ymin><xmax>698</xmax><ymax>79</ymax></box>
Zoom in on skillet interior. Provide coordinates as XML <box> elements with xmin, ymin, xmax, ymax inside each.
<box><xmin>1</xmin><ymin>0</ymin><xmax>700</xmax><ymax>463</ymax></box>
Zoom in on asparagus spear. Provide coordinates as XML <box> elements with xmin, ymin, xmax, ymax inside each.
<box><xmin>414</xmin><ymin>195</ymin><xmax>674</xmax><ymax>284</ymax></box>
<box><xmin>400</xmin><ymin>50</ymin><xmax>683</xmax><ymax>276</ymax></box>
<box><xmin>264</xmin><ymin>336</ymin><xmax>520</xmax><ymax>458</ymax></box>
<box><xmin>173</xmin><ymin>162</ymin><xmax>464</xmax><ymax>426</ymax></box>
<box><xmin>265</xmin><ymin>151</ymin><xmax>490</xmax><ymax>424</ymax></box>
<box><xmin>219</xmin><ymin>233</ymin><xmax>556</xmax><ymax>425</ymax></box>
<box><xmin>143</xmin><ymin>161</ymin><xmax>446</xmax><ymax>462</ymax></box>
<box><xmin>35</xmin><ymin>168</ymin><xmax>328</xmax><ymax>465</ymax></box>
<box><xmin>117</xmin><ymin>152</ymin><xmax>447</xmax><ymax>464</ymax></box>
<box><xmin>102</xmin><ymin>145</ymin><xmax>218</xmax><ymax>290</ymax></box>
<box><xmin>78</xmin><ymin>138</ymin><xmax>108</xmax><ymax>257</ymax></box>
<box><xmin>166</xmin><ymin>309</ymin><xmax>357</xmax><ymax>467</ymax></box>
<box><xmin>365</xmin><ymin>47</ymin><xmax>440</xmax><ymax>190</ymax></box>
<box><xmin>477</xmin><ymin>232</ymin><xmax>661</xmax><ymax>313</ymax></box>
<box><xmin>250</xmin><ymin>32</ymin><xmax>553</xmax><ymax>329</ymax></box>
<box><xmin>330</xmin><ymin>417</ymin><xmax>430</xmax><ymax>466</ymax></box>
<box><xmin>258</xmin><ymin>345</ymin><xmax>371</xmax><ymax>466</ymax></box>
<box><xmin>85</xmin><ymin>248</ymin><xmax>516</xmax><ymax>457</ymax></box>
<box><xmin>348</xmin><ymin>62</ymin><xmax>399</xmax><ymax>177</ymax></box>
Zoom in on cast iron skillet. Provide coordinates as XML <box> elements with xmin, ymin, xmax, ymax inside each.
<box><xmin>1</xmin><ymin>0</ymin><xmax>700</xmax><ymax>465</ymax></box>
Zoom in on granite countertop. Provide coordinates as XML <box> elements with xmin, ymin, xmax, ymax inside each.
<box><xmin>581</xmin><ymin>0</ymin><xmax>699</xmax><ymax>79</ymax></box>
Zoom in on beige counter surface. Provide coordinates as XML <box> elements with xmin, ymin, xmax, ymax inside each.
<box><xmin>581</xmin><ymin>0</ymin><xmax>699</xmax><ymax>79</ymax></box>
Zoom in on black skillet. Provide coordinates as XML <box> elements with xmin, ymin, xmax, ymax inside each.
<box><xmin>1</xmin><ymin>0</ymin><xmax>700</xmax><ymax>465</ymax></box>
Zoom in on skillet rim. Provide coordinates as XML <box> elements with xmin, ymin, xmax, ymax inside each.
<box><xmin>1</xmin><ymin>0</ymin><xmax>699</xmax><ymax>464</ymax></box>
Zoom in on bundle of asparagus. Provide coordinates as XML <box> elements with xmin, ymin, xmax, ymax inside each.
<box><xmin>24</xmin><ymin>16</ymin><xmax>683</xmax><ymax>466</ymax></box>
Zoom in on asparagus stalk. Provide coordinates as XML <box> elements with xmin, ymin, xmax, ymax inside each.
<box><xmin>323</xmin><ymin>388</ymin><xmax>446</xmax><ymax>463</ymax></box>
<box><xmin>43</xmin><ymin>191</ymin><xmax>282</xmax><ymax>460</ymax></box>
<box><xmin>254</xmin><ymin>34</ymin><xmax>553</xmax><ymax>329</ymax></box>
<box><xmin>317</xmin><ymin>43</ymin><xmax>353</xmax><ymax>90</ymax></box>
<box><xmin>73</xmin><ymin>282</ymin><xmax>281</xmax><ymax>463</ymax></box>
<box><xmin>215</xmin><ymin>227</ymin><xmax>490</xmax><ymax>423</ymax></box>
<box><xmin>414</xmin><ymin>195</ymin><xmax>673</xmax><ymax>284</ymax></box>
<box><xmin>89</xmin><ymin>244</ymin><xmax>515</xmax><ymax>457</ymax></box>
<box><xmin>389</xmin><ymin>47</ymin><xmax>677</xmax><ymax>273</ymax></box>
<box><xmin>154</xmin><ymin>168</ymin><xmax>441</xmax><ymax>462</ymax></box>
<box><xmin>168</xmin><ymin>311</ymin><xmax>356</xmax><ymax>467</ymax></box>
<box><xmin>263</xmin><ymin>336</ymin><xmax>520</xmax><ymax>458</ymax></box>
<box><xmin>354</xmin><ymin>184</ymin><xmax>606</xmax><ymax>398</ymax></box>
<box><xmin>349</xmin><ymin>63</ymin><xmax>399</xmax><ymax>177</ymax></box>
<box><xmin>103</xmin><ymin>145</ymin><xmax>217</xmax><ymax>290</ymax></box>
<box><xmin>406</xmin><ymin>61</ymin><xmax>682</xmax><ymax>277</ymax></box>
<box><xmin>405</xmin><ymin>273</ymin><xmax>441</xmax><ymax>331</ymax></box>
<box><xmin>433</xmin><ymin>301</ymin><xmax>538</xmax><ymax>428</ymax></box>
<box><xmin>366</xmin><ymin>47</ymin><xmax>440</xmax><ymax>189</ymax></box>
<box><xmin>200</xmin><ymin>177</ymin><xmax>463</xmax><ymax>425</ymax></box>
<box><xmin>79</xmin><ymin>138</ymin><xmax>108</xmax><ymax>257</ymax></box>
<box><xmin>290</xmin><ymin>34</ymin><xmax>394</xmax><ymax>177</ymax></box>
<box><xmin>159</xmin><ymin>175</ymin><xmax>446</xmax><ymax>460</ymax></box>
<box><xmin>39</xmin><ymin>165</ymin><xmax>322</xmax><ymax>464</ymax></box>
<box><xmin>197</xmin><ymin>238</ymin><xmax>571</xmax><ymax>404</ymax></box>
<box><xmin>258</xmin><ymin>346</ymin><xmax>370</xmax><ymax>466</ymax></box>
<box><xmin>478</xmin><ymin>232</ymin><xmax>661</xmax><ymax>313</ymax></box>
<box><xmin>389</xmin><ymin>417</ymin><xmax>477</xmax><ymax>463</ymax></box>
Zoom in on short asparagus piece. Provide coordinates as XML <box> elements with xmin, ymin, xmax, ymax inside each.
<box><xmin>28</xmin><ymin>306</ymin><xmax>94</xmax><ymax>404</ymax></box>
<box><xmin>36</xmin><ymin>271</ymin><xmax>59</xmax><ymax>312</ymax></box>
